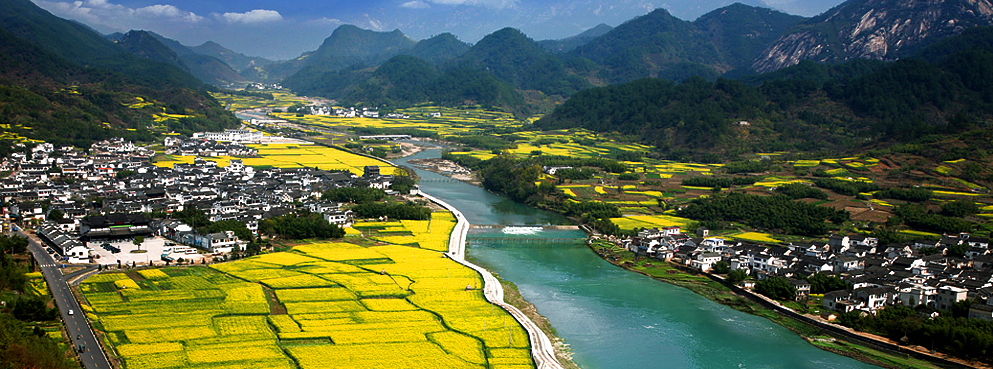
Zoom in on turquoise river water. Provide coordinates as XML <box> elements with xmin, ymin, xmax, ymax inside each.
<box><xmin>395</xmin><ymin>147</ymin><xmax>878</xmax><ymax>369</ymax></box>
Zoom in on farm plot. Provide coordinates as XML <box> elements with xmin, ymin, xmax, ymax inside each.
<box><xmin>610</xmin><ymin>214</ymin><xmax>696</xmax><ymax>231</ymax></box>
<box><xmin>355</xmin><ymin>211</ymin><xmax>458</xmax><ymax>252</ymax></box>
<box><xmin>80</xmin><ymin>267</ymin><xmax>294</xmax><ymax>369</ymax></box>
<box><xmin>83</xmin><ymin>236</ymin><xmax>533</xmax><ymax>369</ymax></box>
<box><xmin>153</xmin><ymin>142</ymin><xmax>394</xmax><ymax>177</ymax></box>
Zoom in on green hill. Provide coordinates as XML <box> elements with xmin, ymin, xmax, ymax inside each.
<box><xmin>569</xmin><ymin>5</ymin><xmax>803</xmax><ymax>84</ymax></box>
<box><xmin>451</xmin><ymin>27</ymin><xmax>590</xmax><ymax>97</ymax></box>
<box><xmin>0</xmin><ymin>0</ymin><xmax>239</xmax><ymax>149</ymax></box>
<box><xmin>403</xmin><ymin>33</ymin><xmax>471</xmax><ymax>64</ymax></box>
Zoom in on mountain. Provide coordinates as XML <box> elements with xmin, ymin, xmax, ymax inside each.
<box><xmin>569</xmin><ymin>4</ymin><xmax>803</xmax><ymax>84</ymax></box>
<box><xmin>695</xmin><ymin>3</ymin><xmax>806</xmax><ymax>72</ymax></box>
<box><xmin>751</xmin><ymin>0</ymin><xmax>993</xmax><ymax>72</ymax></box>
<box><xmin>538</xmin><ymin>23</ymin><xmax>614</xmax><ymax>53</ymax></box>
<box><xmin>537</xmin><ymin>26</ymin><xmax>993</xmax><ymax>160</ymax></box>
<box><xmin>345</xmin><ymin>55</ymin><xmax>524</xmax><ymax>110</ymax></box>
<box><xmin>0</xmin><ymin>0</ymin><xmax>124</xmax><ymax>64</ymax></box>
<box><xmin>190</xmin><ymin>41</ymin><xmax>274</xmax><ymax>72</ymax></box>
<box><xmin>0</xmin><ymin>0</ymin><xmax>202</xmax><ymax>90</ymax></box>
<box><xmin>0</xmin><ymin>26</ymin><xmax>238</xmax><ymax>148</ymax></box>
<box><xmin>143</xmin><ymin>32</ymin><xmax>246</xmax><ymax>86</ymax></box>
<box><xmin>0</xmin><ymin>0</ymin><xmax>238</xmax><ymax>148</ymax></box>
<box><xmin>452</xmin><ymin>27</ymin><xmax>590</xmax><ymax>97</ymax></box>
<box><xmin>403</xmin><ymin>33</ymin><xmax>471</xmax><ymax>64</ymax></box>
<box><xmin>116</xmin><ymin>30</ymin><xmax>188</xmax><ymax>71</ymax></box>
<box><xmin>105</xmin><ymin>32</ymin><xmax>126</xmax><ymax>42</ymax></box>
<box><xmin>264</xmin><ymin>25</ymin><xmax>417</xmax><ymax>83</ymax></box>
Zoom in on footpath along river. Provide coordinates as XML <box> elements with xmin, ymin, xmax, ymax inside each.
<box><xmin>395</xmin><ymin>147</ymin><xmax>878</xmax><ymax>369</ymax></box>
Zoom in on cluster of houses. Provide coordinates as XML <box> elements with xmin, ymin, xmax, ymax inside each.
<box><xmin>297</xmin><ymin>106</ymin><xmax>381</xmax><ymax>118</ymax></box>
<box><xmin>163</xmin><ymin>136</ymin><xmax>259</xmax><ymax>157</ymax></box>
<box><xmin>4</xmin><ymin>136</ymin><xmax>397</xmax><ymax>261</ymax></box>
<box><xmin>190</xmin><ymin>129</ymin><xmax>263</xmax><ymax>144</ymax></box>
<box><xmin>624</xmin><ymin>227</ymin><xmax>993</xmax><ymax>321</ymax></box>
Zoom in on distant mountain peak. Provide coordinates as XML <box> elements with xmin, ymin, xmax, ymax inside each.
<box><xmin>118</xmin><ymin>30</ymin><xmax>188</xmax><ymax>70</ymax></box>
<box><xmin>752</xmin><ymin>0</ymin><xmax>993</xmax><ymax>72</ymax></box>
<box><xmin>404</xmin><ymin>33</ymin><xmax>471</xmax><ymax>64</ymax></box>
<box><xmin>538</xmin><ymin>23</ymin><xmax>614</xmax><ymax>53</ymax></box>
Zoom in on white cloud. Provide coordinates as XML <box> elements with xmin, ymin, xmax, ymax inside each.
<box><xmin>400</xmin><ymin>1</ymin><xmax>430</xmax><ymax>9</ymax></box>
<box><xmin>217</xmin><ymin>9</ymin><xmax>283</xmax><ymax>24</ymax></box>
<box><xmin>33</xmin><ymin>0</ymin><xmax>204</xmax><ymax>31</ymax></box>
<box><xmin>135</xmin><ymin>4</ymin><xmax>204</xmax><ymax>22</ymax></box>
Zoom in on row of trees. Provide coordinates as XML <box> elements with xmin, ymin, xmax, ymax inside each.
<box><xmin>259</xmin><ymin>213</ymin><xmax>345</xmax><ymax>239</ymax></box>
<box><xmin>322</xmin><ymin>187</ymin><xmax>387</xmax><ymax>204</ymax></box>
<box><xmin>678</xmin><ymin>192</ymin><xmax>848</xmax><ymax>236</ymax></box>
<box><xmin>774</xmin><ymin>183</ymin><xmax>829</xmax><ymax>200</ymax></box>
<box><xmin>351</xmin><ymin>202</ymin><xmax>432</xmax><ymax>220</ymax></box>
<box><xmin>835</xmin><ymin>304</ymin><xmax>993</xmax><ymax>362</ymax></box>
<box><xmin>682</xmin><ymin>176</ymin><xmax>758</xmax><ymax>188</ymax></box>
<box><xmin>893</xmin><ymin>204</ymin><xmax>974</xmax><ymax>234</ymax></box>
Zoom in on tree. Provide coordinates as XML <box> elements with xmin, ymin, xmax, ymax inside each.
<box><xmin>727</xmin><ymin>269</ymin><xmax>747</xmax><ymax>285</ymax></box>
<box><xmin>47</xmin><ymin>209</ymin><xmax>63</xmax><ymax>221</ymax></box>
<box><xmin>806</xmin><ymin>273</ymin><xmax>849</xmax><ymax>294</ymax></box>
<box><xmin>755</xmin><ymin>276</ymin><xmax>796</xmax><ymax>300</ymax></box>
<box><xmin>711</xmin><ymin>260</ymin><xmax>730</xmax><ymax>274</ymax></box>
<box><xmin>389</xmin><ymin>172</ymin><xmax>416</xmax><ymax>194</ymax></box>
<box><xmin>133</xmin><ymin>236</ymin><xmax>144</xmax><ymax>251</ymax></box>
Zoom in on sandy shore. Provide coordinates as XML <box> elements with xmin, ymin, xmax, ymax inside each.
<box><xmin>407</xmin><ymin>157</ymin><xmax>477</xmax><ymax>183</ymax></box>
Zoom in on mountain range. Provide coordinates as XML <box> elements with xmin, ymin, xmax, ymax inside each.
<box><xmin>3</xmin><ymin>0</ymin><xmax>993</xmax><ymax>159</ymax></box>
<box><xmin>265</xmin><ymin>0</ymin><xmax>993</xmax><ymax>109</ymax></box>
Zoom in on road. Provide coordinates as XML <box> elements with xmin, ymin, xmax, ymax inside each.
<box><xmin>20</xmin><ymin>230</ymin><xmax>112</xmax><ymax>369</ymax></box>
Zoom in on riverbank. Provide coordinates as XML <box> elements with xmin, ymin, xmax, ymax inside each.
<box><xmin>585</xmin><ymin>238</ymin><xmax>980</xmax><ymax>369</ymax></box>
<box><xmin>418</xmin><ymin>192</ymin><xmax>572</xmax><ymax>369</ymax></box>
<box><xmin>465</xmin><ymin>253</ymin><xmax>581</xmax><ymax>369</ymax></box>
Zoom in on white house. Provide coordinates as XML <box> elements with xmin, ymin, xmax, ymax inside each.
<box><xmin>690</xmin><ymin>252</ymin><xmax>722</xmax><ymax>272</ymax></box>
<box><xmin>936</xmin><ymin>286</ymin><xmax>969</xmax><ymax>311</ymax></box>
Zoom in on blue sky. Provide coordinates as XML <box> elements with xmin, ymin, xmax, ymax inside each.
<box><xmin>32</xmin><ymin>0</ymin><xmax>846</xmax><ymax>61</ymax></box>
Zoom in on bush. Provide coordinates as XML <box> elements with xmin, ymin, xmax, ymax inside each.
<box><xmin>617</xmin><ymin>173</ymin><xmax>640</xmax><ymax>181</ymax></box>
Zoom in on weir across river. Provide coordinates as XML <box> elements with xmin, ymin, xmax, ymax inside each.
<box><xmin>467</xmin><ymin>237</ymin><xmax>583</xmax><ymax>244</ymax></box>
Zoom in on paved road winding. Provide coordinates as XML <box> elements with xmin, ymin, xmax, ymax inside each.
<box><xmin>421</xmin><ymin>193</ymin><xmax>566</xmax><ymax>369</ymax></box>
<box><xmin>20</xmin><ymin>231</ymin><xmax>112</xmax><ymax>369</ymax></box>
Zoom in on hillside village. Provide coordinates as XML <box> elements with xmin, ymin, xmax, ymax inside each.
<box><xmin>1</xmin><ymin>134</ymin><xmax>394</xmax><ymax>263</ymax></box>
<box><xmin>623</xmin><ymin>226</ymin><xmax>993</xmax><ymax>321</ymax></box>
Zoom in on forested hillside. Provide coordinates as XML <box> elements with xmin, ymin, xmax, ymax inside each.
<box><xmin>0</xmin><ymin>0</ymin><xmax>239</xmax><ymax>149</ymax></box>
<box><xmin>537</xmin><ymin>27</ymin><xmax>993</xmax><ymax>160</ymax></box>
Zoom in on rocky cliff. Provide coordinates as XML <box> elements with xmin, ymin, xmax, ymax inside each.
<box><xmin>752</xmin><ymin>0</ymin><xmax>993</xmax><ymax>72</ymax></box>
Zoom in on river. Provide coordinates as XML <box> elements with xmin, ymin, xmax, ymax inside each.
<box><xmin>394</xmin><ymin>146</ymin><xmax>878</xmax><ymax>369</ymax></box>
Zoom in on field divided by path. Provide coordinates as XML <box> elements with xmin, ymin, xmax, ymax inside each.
<box><xmin>80</xmin><ymin>221</ymin><xmax>534</xmax><ymax>369</ymax></box>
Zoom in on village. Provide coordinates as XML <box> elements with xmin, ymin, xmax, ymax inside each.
<box><xmin>1</xmin><ymin>133</ymin><xmax>394</xmax><ymax>267</ymax></box>
<box><xmin>619</xmin><ymin>224</ymin><xmax>993</xmax><ymax>322</ymax></box>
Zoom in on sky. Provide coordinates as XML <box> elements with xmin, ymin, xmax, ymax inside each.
<box><xmin>31</xmin><ymin>0</ymin><xmax>847</xmax><ymax>61</ymax></box>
